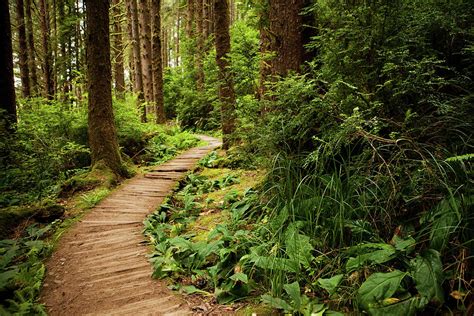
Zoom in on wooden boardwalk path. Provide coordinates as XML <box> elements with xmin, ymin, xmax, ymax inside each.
<box><xmin>40</xmin><ymin>136</ymin><xmax>221</xmax><ymax>316</ymax></box>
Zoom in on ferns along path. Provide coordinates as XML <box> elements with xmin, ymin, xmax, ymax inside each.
<box><xmin>39</xmin><ymin>136</ymin><xmax>221</xmax><ymax>315</ymax></box>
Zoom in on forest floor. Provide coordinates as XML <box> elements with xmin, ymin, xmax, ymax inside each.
<box><xmin>39</xmin><ymin>135</ymin><xmax>223</xmax><ymax>315</ymax></box>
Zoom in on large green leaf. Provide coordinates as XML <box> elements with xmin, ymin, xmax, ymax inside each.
<box><xmin>284</xmin><ymin>281</ymin><xmax>302</xmax><ymax>310</ymax></box>
<box><xmin>357</xmin><ymin>270</ymin><xmax>406</xmax><ymax>310</ymax></box>
<box><xmin>346</xmin><ymin>244</ymin><xmax>396</xmax><ymax>272</ymax></box>
<box><xmin>410</xmin><ymin>249</ymin><xmax>444</xmax><ymax>305</ymax></box>
<box><xmin>285</xmin><ymin>226</ymin><xmax>314</xmax><ymax>268</ymax></box>
<box><xmin>317</xmin><ymin>274</ymin><xmax>343</xmax><ymax>296</ymax></box>
<box><xmin>261</xmin><ymin>294</ymin><xmax>293</xmax><ymax>311</ymax></box>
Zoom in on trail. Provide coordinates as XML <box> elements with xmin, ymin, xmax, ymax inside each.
<box><xmin>40</xmin><ymin>136</ymin><xmax>221</xmax><ymax>316</ymax></box>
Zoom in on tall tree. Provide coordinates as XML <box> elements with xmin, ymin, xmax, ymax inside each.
<box><xmin>16</xmin><ymin>0</ymin><xmax>31</xmax><ymax>98</ymax></box>
<box><xmin>195</xmin><ymin>0</ymin><xmax>204</xmax><ymax>90</ymax></box>
<box><xmin>138</xmin><ymin>0</ymin><xmax>154</xmax><ymax>103</ymax></box>
<box><xmin>214</xmin><ymin>0</ymin><xmax>235</xmax><ymax>149</ymax></box>
<box><xmin>128</xmin><ymin>0</ymin><xmax>146</xmax><ymax>121</ymax></box>
<box><xmin>0</xmin><ymin>0</ymin><xmax>17</xmax><ymax>130</ymax></box>
<box><xmin>186</xmin><ymin>0</ymin><xmax>194</xmax><ymax>38</ymax></box>
<box><xmin>39</xmin><ymin>0</ymin><xmax>54</xmax><ymax>99</ymax></box>
<box><xmin>25</xmin><ymin>0</ymin><xmax>38</xmax><ymax>95</ymax></box>
<box><xmin>151</xmin><ymin>0</ymin><xmax>165</xmax><ymax>123</ymax></box>
<box><xmin>85</xmin><ymin>0</ymin><xmax>124</xmax><ymax>176</ymax></box>
<box><xmin>111</xmin><ymin>0</ymin><xmax>126</xmax><ymax>96</ymax></box>
<box><xmin>266</xmin><ymin>0</ymin><xmax>306</xmax><ymax>76</ymax></box>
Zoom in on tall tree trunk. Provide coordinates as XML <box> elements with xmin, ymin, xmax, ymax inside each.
<box><xmin>52</xmin><ymin>0</ymin><xmax>58</xmax><ymax>97</ymax></box>
<box><xmin>0</xmin><ymin>0</ymin><xmax>17</xmax><ymax>130</ymax></box>
<box><xmin>151</xmin><ymin>0</ymin><xmax>165</xmax><ymax>123</ymax></box>
<box><xmin>259</xmin><ymin>0</ymin><xmax>308</xmax><ymax>98</ymax></box>
<box><xmin>85</xmin><ymin>0</ymin><xmax>124</xmax><ymax>176</ymax></box>
<box><xmin>175</xmin><ymin>3</ymin><xmax>180</xmax><ymax>67</ymax></box>
<box><xmin>203</xmin><ymin>0</ymin><xmax>209</xmax><ymax>39</ymax></box>
<box><xmin>39</xmin><ymin>0</ymin><xmax>54</xmax><ymax>99</ymax></box>
<box><xmin>214</xmin><ymin>0</ymin><xmax>235</xmax><ymax>149</ymax></box>
<box><xmin>126</xmin><ymin>0</ymin><xmax>136</xmax><ymax>91</ymax></box>
<box><xmin>162</xmin><ymin>28</ymin><xmax>168</xmax><ymax>68</ymax></box>
<box><xmin>138</xmin><ymin>0</ymin><xmax>154</xmax><ymax>103</ymax></box>
<box><xmin>25</xmin><ymin>0</ymin><xmax>38</xmax><ymax>95</ymax></box>
<box><xmin>129</xmin><ymin>0</ymin><xmax>146</xmax><ymax>122</ymax></box>
<box><xmin>16</xmin><ymin>0</ymin><xmax>31</xmax><ymax>98</ymax></box>
<box><xmin>186</xmin><ymin>0</ymin><xmax>194</xmax><ymax>38</ymax></box>
<box><xmin>267</xmin><ymin>0</ymin><xmax>306</xmax><ymax>76</ymax></box>
<box><xmin>195</xmin><ymin>0</ymin><xmax>204</xmax><ymax>90</ymax></box>
<box><xmin>111</xmin><ymin>0</ymin><xmax>126</xmax><ymax>97</ymax></box>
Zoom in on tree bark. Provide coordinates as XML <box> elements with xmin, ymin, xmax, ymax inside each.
<box><xmin>16</xmin><ymin>0</ymin><xmax>31</xmax><ymax>98</ymax></box>
<box><xmin>0</xmin><ymin>0</ymin><xmax>17</xmax><ymax>130</ymax></box>
<box><xmin>267</xmin><ymin>0</ymin><xmax>306</xmax><ymax>76</ymax></box>
<box><xmin>138</xmin><ymin>0</ymin><xmax>154</xmax><ymax>103</ymax></box>
<box><xmin>195</xmin><ymin>0</ymin><xmax>204</xmax><ymax>90</ymax></box>
<box><xmin>125</xmin><ymin>0</ymin><xmax>136</xmax><ymax>91</ymax></box>
<box><xmin>214</xmin><ymin>0</ymin><xmax>235</xmax><ymax>149</ymax></box>
<box><xmin>25</xmin><ymin>0</ymin><xmax>38</xmax><ymax>95</ymax></box>
<box><xmin>128</xmin><ymin>0</ymin><xmax>146</xmax><ymax>121</ymax></box>
<box><xmin>175</xmin><ymin>2</ymin><xmax>180</xmax><ymax>67</ymax></box>
<box><xmin>111</xmin><ymin>0</ymin><xmax>126</xmax><ymax>97</ymax></box>
<box><xmin>39</xmin><ymin>0</ymin><xmax>54</xmax><ymax>99</ymax></box>
<box><xmin>85</xmin><ymin>0</ymin><xmax>124</xmax><ymax>176</ymax></box>
<box><xmin>186</xmin><ymin>0</ymin><xmax>194</xmax><ymax>38</ymax></box>
<box><xmin>151</xmin><ymin>0</ymin><xmax>165</xmax><ymax>123</ymax></box>
<box><xmin>162</xmin><ymin>28</ymin><xmax>168</xmax><ymax>68</ymax></box>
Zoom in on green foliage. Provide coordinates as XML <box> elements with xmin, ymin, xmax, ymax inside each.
<box><xmin>164</xmin><ymin>20</ymin><xmax>259</xmax><ymax>131</ymax></box>
<box><xmin>0</xmin><ymin>222</ymin><xmax>59</xmax><ymax>314</ymax></box>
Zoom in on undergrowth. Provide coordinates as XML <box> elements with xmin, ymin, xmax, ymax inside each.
<box><xmin>145</xmin><ymin>149</ymin><xmax>473</xmax><ymax>315</ymax></box>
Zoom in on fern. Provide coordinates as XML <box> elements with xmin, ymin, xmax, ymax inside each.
<box><xmin>445</xmin><ymin>153</ymin><xmax>474</xmax><ymax>162</ymax></box>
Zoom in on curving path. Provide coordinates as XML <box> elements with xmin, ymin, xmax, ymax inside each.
<box><xmin>40</xmin><ymin>136</ymin><xmax>221</xmax><ymax>316</ymax></box>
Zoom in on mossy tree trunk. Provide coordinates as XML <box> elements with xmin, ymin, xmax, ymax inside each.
<box><xmin>85</xmin><ymin>0</ymin><xmax>125</xmax><ymax>177</ymax></box>
<box><xmin>0</xmin><ymin>0</ymin><xmax>17</xmax><ymax>131</ymax></box>
<box><xmin>214</xmin><ymin>0</ymin><xmax>236</xmax><ymax>149</ymax></box>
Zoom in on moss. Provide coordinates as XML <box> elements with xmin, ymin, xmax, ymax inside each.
<box><xmin>189</xmin><ymin>210</ymin><xmax>230</xmax><ymax>242</ymax></box>
<box><xmin>235</xmin><ymin>305</ymin><xmax>278</xmax><ymax>316</ymax></box>
<box><xmin>0</xmin><ymin>201</ymin><xmax>65</xmax><ymax>239</ymax></box>
<box><xmin>59</xmin><ymin>162</ymin><xmax>118</xmax><ymax>197</ymax></box>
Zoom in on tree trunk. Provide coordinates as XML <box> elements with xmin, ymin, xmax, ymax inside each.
<box><xmin>186</xmin><ymin>0</ymin><xmax>194</xmax><ymax>38</ymax></box>
<box><xmin>111</xmin><ymin>0</ymin><xmax>126</xmax><ymax>97</ymax></box>
<box><xmin>151</xmin><ymin>0</ymin><xmax>165</xmax><ymax>123</ymax></box>
<box><xmin>214</xmin><ymin>0</ymin><xmax>235</xmax><ymax>149</ymax></box>
<box><xmin>203</xmin><ymin>0</ymin><xmax>210</xmax><ymax>39</ymax></box>
<box><xmin>39</xmin><ymin>0</ymin><xmax>54</xmax><ymax>99</ymax></box>
<box><xmin>85</xmin><ymin>0</ymin><xmax>124</xmax><ymax>176</ymax></box>
<box><xmin>175</xmin><ymin>3</ymin><xmax>180</xmax><ymax>67</ymax></box>
<box><xmin>138</xmin><ymin>0</ymin><xmax>154</xmax><ymax>103</ymax></box>
<box><xmin>16</xmin><ymin>0</ymin><xmax>31</xmax><ymax>98</ymax></box>
<box><xmin>128</xmin><ymin>0</ymin><xmax>146</xmax><ymax>122</ymax></box>
<box><xmin>267</xmin><ymin>0</ymin><xmax>306</xmax><ymax>76</ymax></box>
<box><xmin>0</xmin><ymin>0</ymin><xmax>17</xmax><ymax>130</ymax></box>
<box><xmin>25</xmin><ymin>0</ymin><xmax>38</xmax><ymax>95</ymax></box>
<box><xmin>126</xmin><ymin>0</ymin><xmax>136</xmax><ymax>91</ymax></box>
<box><xmin>195</xmin><ymin>0</ymin><xmax>204</xmax><ymax>90</ymax></box>
<box><xmin>162</xmin><ymin>28</ymin><xmax>168</xmax><ymax>68</ymax></box>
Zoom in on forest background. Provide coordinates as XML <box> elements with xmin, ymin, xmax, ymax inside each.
<box><xmin>0</xmin><ymin>0</ymin><xmax>473</xmax><ymax>315</ymax></box>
